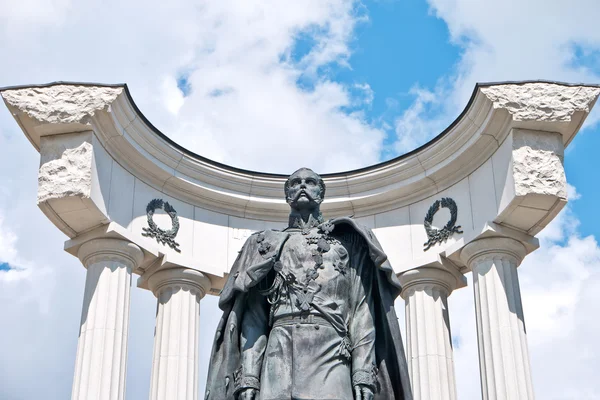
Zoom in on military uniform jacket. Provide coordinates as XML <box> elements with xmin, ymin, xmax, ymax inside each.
<box><xmin>204</xmin><ymin>217</ymin><xmax>413</xmax><ymax>400</ymax></box>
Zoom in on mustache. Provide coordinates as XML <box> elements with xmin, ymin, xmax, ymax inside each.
<box><xmin>296</xmin><ymin>189</ymin><xmax>312</xmax><ymax>200</ymax></box>
<box><xmin>290</xmin><ymin>189</ymin><xmax>319</xmax><ymax>202</ymax></box>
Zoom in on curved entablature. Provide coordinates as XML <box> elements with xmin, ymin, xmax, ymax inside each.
<box><xmin>2</xmin><ymin>80</ymin><xmax>598</xmax><ymax>221</ymax></box>
<box><xmin>9</xmin><ymin>82</ymin><xmax>595</xmax><ymax>400</ymax></box>
<box><xmin>2</xmin><ymin>80</ymin><xmax>599</xmax><ymax>284</ymax></box>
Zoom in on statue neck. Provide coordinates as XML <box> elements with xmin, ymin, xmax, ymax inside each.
<box><xmin>288</xmin><ymin>209</ymin><xmax>323</xmax><ymax>231</ymax></box>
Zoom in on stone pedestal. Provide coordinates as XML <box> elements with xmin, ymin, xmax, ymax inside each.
<box><xmin>72</xmin><ymin>238</ymin><xmax>144</xmax><ymax>400</ymax></box>
<box><xmin>399</xmin><ymin>267</ymin><xmax>461</xmax><ymax>400</ymax></box>
<box><xmin>461</xmin><ymin>237</ymin><xmax>534</xmax><ymax>400</ymax></box>
<box><xmin>147</xmin><ymin>268</ymin><xmax>211</xmax><ymax>400</ymax></box>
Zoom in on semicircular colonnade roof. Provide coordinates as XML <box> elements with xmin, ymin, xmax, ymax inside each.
<box><xmin>2</xmin><ymin>80</ymin><xmax>599</xmax><ymax>222</ymax></box>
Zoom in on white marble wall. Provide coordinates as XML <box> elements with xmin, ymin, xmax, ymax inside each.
<box><xmin>95</xmin><ymin>143</ymin><xmax>504</xmax><ymax>280</ymax></box>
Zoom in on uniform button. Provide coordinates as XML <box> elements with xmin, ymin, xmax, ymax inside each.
<box><xmin>296</xmin><ymin>324</ymin><xmax>300</xmax><ymax>329</ymax></box>
<box><xmin>314</xmin><ymin>325</ymin><xmax>320</xmax><ymax>330</ymax></box>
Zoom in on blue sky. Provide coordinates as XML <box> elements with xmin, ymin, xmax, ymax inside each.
<box><xmin>344</xmin><ymin>0</ymin><xmax>600</xmax><ymax>240</ymax></box>
<box><xmin>333</xmin><ymin>1</ymin><xmax>459</xmax><ymax>116</ymax></box>
<box><xmin>292</xmin><ymin>0</ymin><xmax>600</xmax><ymax>239</ymax></box>
<box><xmin>565</xmin><ymin>129</ymin><xmax>600</xmax><ymax>239</ymax></box>
<box><xmin>1</xmin><ymin>0</ymin><xmax>600</xmax><ymax>399</ymax></box>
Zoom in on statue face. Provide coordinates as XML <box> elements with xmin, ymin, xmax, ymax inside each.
<box><xmin>285</xmin><ymin>168</ymin><xmax>324</xmax><ymax>212</ymax></box>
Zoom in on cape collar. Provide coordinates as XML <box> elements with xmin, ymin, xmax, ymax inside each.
<box><xmin>287</xmin><ymin>212</ymin><xmax>324</xmax><ymax>234</ymax></box>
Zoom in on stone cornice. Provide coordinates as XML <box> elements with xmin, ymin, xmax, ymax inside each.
<box><xmin>2</xmin><ymin>80</ymin><xmax>599</xmax><ymax>221</ymax></box>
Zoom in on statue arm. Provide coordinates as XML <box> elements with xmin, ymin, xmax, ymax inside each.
<box><xmin>349</xmin><ymin>246</ymin><xmax>378</xmax><ymax>391</ymax></box>
<box><xmin>239</xmin><ymin>287</ymin><xmax>269</xmax><ymax>394</ymax></box>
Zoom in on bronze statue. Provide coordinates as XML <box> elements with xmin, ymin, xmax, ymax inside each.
<box><xmin>205</xmin><ymin>168</ymin><xmax>412</xmax><ymax>400</ymax></box>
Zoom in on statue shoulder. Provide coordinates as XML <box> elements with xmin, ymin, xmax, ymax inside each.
<box><xmin>247</xmin><ymin>229</ymin><xmax>287</xmax><ymax>241</ymax></box>
<box><xmin>331</xmin><ymin>216</ymin><xmax>375</xmax><ymax>237</ymax></box>
<box><xmin>239</xmin><ymin>229</ymin><xmax>290</xmax><ymax>256</ymax></box>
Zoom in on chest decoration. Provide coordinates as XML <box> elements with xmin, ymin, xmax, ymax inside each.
<box><xmin>256</xmin><ymin>233</ymin><xmax>272</xmax><ymax>257</ymax></box>
<box><xmin>257</xmin><ymin>221</ymin><xmax>349</xmax><ymax>317</ymax></box>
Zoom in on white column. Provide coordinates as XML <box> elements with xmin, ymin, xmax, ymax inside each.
<box><xmin>460</xmin><ymin>237</ymin><xmax>534</xmax><ymax>400</ymax></box>
<box><xmin>72</xmin><ymin>238</ymin><xmax>144</xmax><ymax>400</ymax></box>
<box><xmin>398</xmin><ymin>267</ymin><xmax>460</xmax><ymax>400</ymax></box>
<box><xmin>147</xmin><ymin>268</ymin><xmax>211</xmax><ymax>400</ymax></box>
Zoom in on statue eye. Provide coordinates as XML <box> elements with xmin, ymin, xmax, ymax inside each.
<box><xmin>290</xmin><ymin>179</ymin><xmax>301</xmax><ymax>186</ymax></box>
<box><xmin>306</xmin><ymin>179</ymin><xmax>316</xmax><ymax>185</ymax></box>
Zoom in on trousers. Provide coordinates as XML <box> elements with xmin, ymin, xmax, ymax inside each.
<box><xmin>259</xmin><ymin>315</ymin><xmax>353</xmax><ymax>400</ymax></box>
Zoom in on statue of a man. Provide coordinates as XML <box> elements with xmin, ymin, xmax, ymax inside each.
<box><xmin>205</xmin><ymin>168</ymin><xmax>412</xmax><ymax>400</ymax></box>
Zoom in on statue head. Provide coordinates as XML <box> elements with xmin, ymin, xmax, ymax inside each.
<box><xmin>284</xmin><ymin>168</ymin><xmax>326</xmax><ymax>214</ymax></box>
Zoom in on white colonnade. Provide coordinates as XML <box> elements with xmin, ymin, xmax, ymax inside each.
<box><xmin>69</xmin><ymin>233</ymin><xmax>536</xmax><ymax>400</ymax></box>
<box><xmin>398</xmin><ymin>266</ymin><xmax>464</xmax><ymax>400</ymax></box>
<box><xmin>147</xmin><ymin>268</ymin><xmax>211</xmax><ymax>400</ymax></box>
<box><xmin>397</xmin><ymin>235</ymin><xmax>537</xmax><ymax>400</ymax></box>
<box><xmin>72</xmin><ymin>238</ymin><xmax>144</xmax><ymax>400</ymax></box>
<box><xmin>461</xmin><ymin>237</ymin><xmax>534</xmax><ymax>400</ymax></box>
<box><xmin>2</xmin><ymin>81</ymin><xmax>598</xmax><ymax>400</ymax></box>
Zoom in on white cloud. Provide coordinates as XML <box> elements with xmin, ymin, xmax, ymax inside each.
<box><xmin>392</xmin><ymin>0</ymin><xmax>600</xmax><ymax>153</ymax></box>
<box><xmin>390</xmin><ymin>2</ymin><xmax>600</xmax><ymax>398</ymax></box>
<box><xmin>1</xmin><ymin>0</ymin><xmax>599</xmax><ymax>399</ymax></box>
<box><xmin>0</xmin><ymin>1</ymin><xmax>379</xmax><ymax>398</ymax></box>
<box><xmin>393</xmin><ymin>85</ymin><xmax>441</xmax><ymax>154</ymax></box>
<box><xmin>160</xmin><ymin>75</ymin><xmax>186</xmax><ymax>116</ymax></box>
<box><xmin>0</xmin><ymin>0</ymin><xmax>386</xmax><ymax>173</ymax></box>
<box><xmin>157</xmin><ymin>0</ymin><xmax>385</xmax><ymax>173</ymax></box>
<box><xmin>393</xmin><ymin>195</ymin><xmax>600</xmax><ymax>400</ymax></box>
<box><xmin>0</xmin><ymin>0</ymin><xmax>71</xmax><ymax>29</ymax></box>
<box><xmin>446</xmin><ymin>196</ymin><xmax>600</xmax><ymax>399</ymax></box>
<box><xmin>0</xmin><ymin>215</ymin><xmax>20</xmax><ymax>271</ymax></box>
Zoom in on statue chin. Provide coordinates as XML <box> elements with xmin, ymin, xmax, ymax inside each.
<box><xmin>290</xmin><ymin>197</ymin><xmax>318</xmax><ymax>212</ymax></box>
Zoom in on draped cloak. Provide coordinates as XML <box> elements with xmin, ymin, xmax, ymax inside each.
<box><xmin>204</xmin><ymin>217</ymin><xmax>413</xmax><ymax>400</ymax></box>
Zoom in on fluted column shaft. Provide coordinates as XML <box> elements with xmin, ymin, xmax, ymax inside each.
<box><xmin>72</xmin><ymin>238</ymin><xmax>144</xmax><ymax>400</ymax></box>
<box><xmin>461</xmin><ymin>237</ymin><xmax>534</xmax><ymax>400</ymax></box>
<box><xmin>399</xmin><ymin>267</ymin><xmax>460</xmax><ymax>400</ymax></box>
<box><xmin>147</xmin><ymin>268</ymin><xmax>211</xmax><ymax>400</ymax></box>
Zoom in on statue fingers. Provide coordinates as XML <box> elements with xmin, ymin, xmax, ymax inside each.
<box><xmin>354</xmin><ymin>385</ymin><xmax>362</xmax><ymax>400</ymax></box>
<box><xmin>361</xmin><ymin>386</ymin><xmax>374</xmax><ymax>400</ymax></box>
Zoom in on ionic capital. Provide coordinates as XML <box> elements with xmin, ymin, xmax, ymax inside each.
<box><xmin>398</xmin><ymin>266</ymin><xmax>463</xmax><ymax>299</ymax></box>
<box><xmin>147</xmin><ymin>268</ymin><xmax>211</xmax><ymax>299</ymax></box>
<box><xmin>77</xmin><ymin>238</ymin><xmax>144</xmax><ymax>270</ymax></box>
<box><xmin>460</xmin><ymin>236</ymin><xmax>527</xmax><ymax>268</ymax></box>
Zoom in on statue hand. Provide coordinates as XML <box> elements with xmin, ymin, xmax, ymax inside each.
<box><xmin>354</xmin><ymin>385</ymin><xmax>374</xmax><ymax>400</ymax></box>
<box><xmin>238</xmin><ymin>388</ymin><xmax>257</xmax><ymax>400</ymax></box>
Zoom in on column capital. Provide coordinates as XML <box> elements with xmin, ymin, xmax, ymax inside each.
<box><xmin>398</xmin><ymin>266</ymin><xmax>464</xmax><ymax>299</ymax></box>
<box><xmin>147</xmin><ymin>268</ymin><xmax>211</xmax><ymax>299</ymax></box>
<box><xmin>460</xmin><ymin>236</ymin><xmax>527</xmax><ymax>267</ymax></box>
<box><xmin>77</xmin><ymin>237</ymin><xmax>144</xmax><ymax>269</ymax></box>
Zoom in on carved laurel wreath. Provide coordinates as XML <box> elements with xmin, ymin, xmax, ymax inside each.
<box><xmin>141</xmin><ymin>198</ymin><xmax>181</xmax><ymax>252</ymax></box>
<box><xmin>423</xmin><ymin>197</ymin><xmax>463</xmax><ymax>251</ymax></box>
